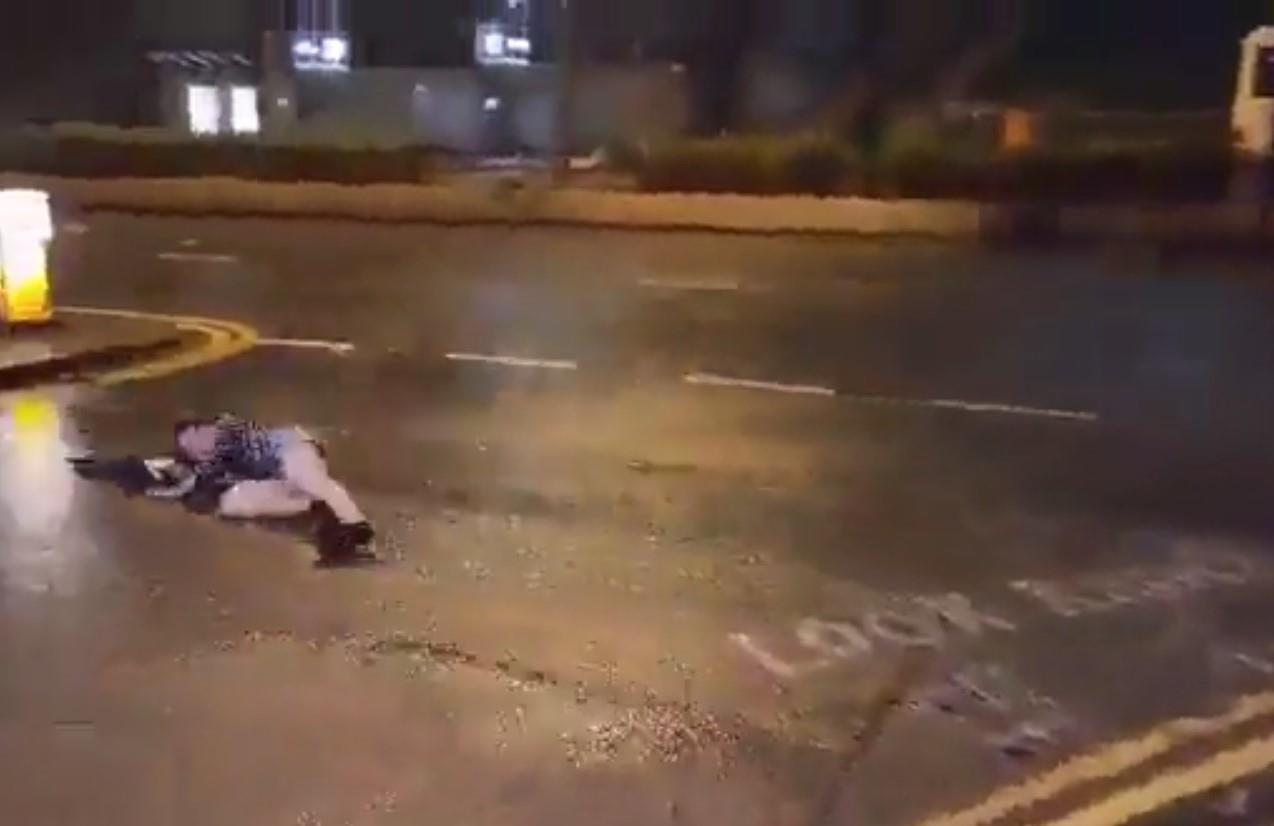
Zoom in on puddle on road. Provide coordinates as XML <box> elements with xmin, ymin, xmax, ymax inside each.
<box><xmin>0</xmin><ymin>388</ymin><xmax>96</xmax><ymax>595</ymax></box>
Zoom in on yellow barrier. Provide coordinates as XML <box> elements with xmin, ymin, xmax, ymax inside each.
<box><xmin>0</xmin><ymin>189</ymin><xmax>53</xmax><ymax>325</ymax></box>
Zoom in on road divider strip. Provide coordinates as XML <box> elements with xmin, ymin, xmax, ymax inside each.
<box><xmin>446</xmin><ymin>352</ymin><xmax>578</xmax><ymax>371</ymax></box>
<box><xmin>59</xmin><ymin>307</ymin><xmax>258</xmax><ymax>386</ymax></box>
<box><xmin>917</xmin><ymin>690</ymin><xmax>1274</xmax><ymax>826</ymax></box>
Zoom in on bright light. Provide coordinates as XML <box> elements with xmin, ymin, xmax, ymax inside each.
<box><xmin>484</xmin><ymin>32</ymin><xmax>505</xmax><ymax>57</ymax></box>
<box><xmin>506</xmin><ymin>36</ymin><xmax>531</xmax><ymax>55</ymax></box>
<box><xmin>292</xmin><ymin>33</ymin><xmax>349</xmax><ymax>71</ymax></box>
<box><xmin>0</xmin><ymin>189</ymin><xmax>53</xmax><ymax>324</ymax></box>
<box><xmin>230</xmin><ymin>86</ymin><xmax>260</xmax><ymax>135</ymax></box>
<box><xmin>187</xmin><ymin>84</ymin><xmax>220</xmax><ymax>135</ymax></box>
<box><xmin>484</xmin><ymin>96</ymin><xmax>502</xmax><ymax>112</ymax></box>
<box><xmin>0</xmin><ymin>190</ymin><xmax>53</xmax><ymax>242</ymax></box>
<box><xmin>321</xmin><ymin>36</ymin><xmax>348</xmax><ymax>64</ymax></box>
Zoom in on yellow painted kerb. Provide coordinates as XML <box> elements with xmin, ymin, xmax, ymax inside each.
<box><xmin>917</xmin><ymin>690</ymin><xmax>1274</xmax><ymax>826</ymax></box>
<box><xmin>58</xmin><ymin>306</ymin><xmax>258</xmax><ymax>386</ymax></box>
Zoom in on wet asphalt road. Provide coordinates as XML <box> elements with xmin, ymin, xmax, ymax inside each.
<box><xmin>2</xmin><ymin>215</ymin><xmax>1274</xmax><ymax>825</ymax></box>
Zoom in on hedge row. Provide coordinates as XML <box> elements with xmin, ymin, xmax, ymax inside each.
<box><xmin>621</xmin><ymin>136</ymin><xmax>1241</xmax><ymax>203</ymax></box>
<box><xmin>0</xmin><ymin>130</ymin><xmax>434</xmax><ymax>185</ymax></box>
<box><xmin>0</xmin><ymin>126</ymin><xmax>1246</xmax><ymax>202</ymax></box>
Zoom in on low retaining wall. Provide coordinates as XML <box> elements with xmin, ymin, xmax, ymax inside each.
<box><xmin>3</xmin><ymin>173</ymin><xmax>1269</xmax><ymax>244</ymax></box>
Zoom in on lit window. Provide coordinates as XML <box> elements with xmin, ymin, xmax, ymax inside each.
<box><xmin>291</xmin><ymin>33</ymin><xmax>349</xmax><ymax>71</ymax></box>
<box><xmin>230</xmin><ymin>86</ymin><xmax>260</xmax><ymax>135</ymax></box>
<box><xmin>321</xmin><ymin>36</ymin><xmax>348</xmax><ymax>64</ymax></box>
<box><xmin>1256</xmin><ymin>47</ymin><xmax>1274</xmax><ymax>98</ymax></box>
<box><xmin>187</xmin><ymin>85</ymin><xmax>221</xmax><ymax>135</ymax></box>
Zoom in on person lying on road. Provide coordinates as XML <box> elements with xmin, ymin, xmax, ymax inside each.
<box><xmin>153</xmin><ymin>414</ymin><xmax>375</xmax><ymax>561</ymax></box>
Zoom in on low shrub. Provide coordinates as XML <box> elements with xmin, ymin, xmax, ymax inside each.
<box><xmin>635</xmin><ymin>134</ymin><xmax>858</xmax><ymax>196</ymax></box>
<box><xmin>0</xmin><ymin>122</ymin><xmax>1239</xmax><ymax>203</ymax></box>
<box><xmin>637</xmin><ymin>137</ymin><xmax>785</xmax><ymax>195</ymax></box>
<box><xmin>0</xmin><ymin>126</ymin><xmax>434</xmax><ymax>185</ymax></box>
<box><xmin>632</xmin><ymin>123</ymin><xmax>1235</xmax><ymax>202</ymax></box>
<box><xmin>783</xmin><ymin>135</ymin><xmax>858</xmax><ymax>197</ymax></box>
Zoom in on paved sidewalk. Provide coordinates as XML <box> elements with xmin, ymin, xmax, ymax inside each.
<box><xmin>0</xmin><ymin>311</ymin><xmax>188</xmax><ymax>389</ymax></box>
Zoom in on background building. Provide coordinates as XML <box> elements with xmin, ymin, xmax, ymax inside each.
<box><xmin>0</xmin><ymin>1</ymin><xmax>1267</xmax><ymax>137</ymax></box>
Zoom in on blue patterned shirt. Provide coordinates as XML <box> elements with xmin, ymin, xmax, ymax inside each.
<box><xmin>194</xmin><ymin>414</ymin><xmax>284</xmax><ymax>482</ymax></box>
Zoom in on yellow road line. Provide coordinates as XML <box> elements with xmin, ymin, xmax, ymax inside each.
<box><xmin>916</xmin><ymin>691</ymin><xmax>1274</xmax><ymax>826</ymax></box>
<box><xmin>1039</xmin><ymin>733</ymin><xmax>1274</xmax><ymax>826</ymax></box>
<box><xmin>59</xmin><ymin>306</ymin><xmax>258</xmax><ymax>386</ymax></box>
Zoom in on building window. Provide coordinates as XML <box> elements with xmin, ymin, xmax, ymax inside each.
<box><xmin>292</xmin><ymin>33</ymin><xmax>350</xmax><ymax>71</ymax></box>
<box><xmin>230</xmin><ymin>87</ymin><xmax>260</xmax><ymax>135</ymax></box>
<box><xmin>287</xmin><ymin>0</ymin><xmax>350</xmax><ymax>71</ymax></box>
<box><xmin>186</xmin><ymin>85</ymin><xmax>221</xmax><ymax>136</ymax></box>
<box><xmin>1256</xmin><ymin>48</ymin><xmax>1274</xmax><ymax>98</ymax></box>
<box><xmin>475</xmin><ymin>0</ymin><xmax>534</xmax><ymax>65</ymax></box>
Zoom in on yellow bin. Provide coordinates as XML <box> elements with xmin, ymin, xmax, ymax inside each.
<box><xmin>0</xmin><ymin>189</ymin><xmax>53</xmax><ymax>325</ymax></box>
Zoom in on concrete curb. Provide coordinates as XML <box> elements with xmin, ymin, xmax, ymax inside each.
<box><xmin>0</xmin><ymin>332</ymin><xmax>185</xmax><ymax>391</ymax></box>
<box><xmin>3</xmin><ymin>173</ymin><xmax>1270</xmax><ymax>243</ymax></box>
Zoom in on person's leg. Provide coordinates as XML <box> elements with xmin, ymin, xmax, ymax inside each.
<box><xmin>279</xmin><ymin>441</ymin><xmax>366</xmax><ymax>526</ymax></box>
<box><xmin>219</xmin><ymin>480</ymin><xmax>314</xmax><ymax>519</ymax></box>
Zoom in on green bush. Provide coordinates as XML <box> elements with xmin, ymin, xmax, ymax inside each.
<box><xmin>638</xmin><ymin>137</ymin><xmax>785</xmax><ymax>195</ymax></box>
<box><xmin>601</xmin><ymin>137</ymin><xmax>647</xmax><ymax>176</ymax></box>
<box><xmin>870</xmin><ymin>115</ymin><xmax>993</xmax><ymax>199</ymax></box>
<box><xmin>0</xmin><ymin>122</ymin><xmax>1238</xmax><ymax>202</ymax></box>
<box><xmin>635</xmin><ymin>135</ymin><xmax>858</xmax><ymax>196</ymax></box>
<box><xmin>783</xmin><ymin>136</ymin><xmax>858</xmax><ymax>197</ymax></box>
<box><xmin>985</xmin><ymin>142</ymin><xmax>1233</xmax><ymax>202</ymax></box>
<box><xmin>0</xmin><ymin>126</ymin><xmax>434</xmax><ymax>185</ymax></box>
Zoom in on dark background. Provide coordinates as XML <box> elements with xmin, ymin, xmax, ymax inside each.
<box><xmin>0</xmin><ymin>1</ymin><xmax>1267</xmax><ymax>124</ymax></box>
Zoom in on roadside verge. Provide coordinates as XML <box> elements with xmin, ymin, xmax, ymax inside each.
<box><xmin>3</xmin><ymin>172</ymin><xmax>1270</xmax><ymax>243</ymax></box>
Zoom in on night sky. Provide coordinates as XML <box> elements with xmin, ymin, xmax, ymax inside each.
<box><xmin>0</xmin><ymin>0</ymin><xmax>1269</xmax><ymax>118</ymax></box>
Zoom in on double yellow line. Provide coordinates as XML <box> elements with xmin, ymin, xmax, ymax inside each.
<box><xmin>919</xmin><ymin>691</ymin><xmax>1274</xmax><ymax>826</ymax></box>
<box><xmin>60</xmin><ymin>306</ymin><xmax>259</xmax><ymax>386</ymax></box>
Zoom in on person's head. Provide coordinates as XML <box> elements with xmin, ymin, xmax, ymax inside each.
<box><xmin>173</xmin><ymin>418</ymin><xmax>219</xmax><ymax>463</ymax></box>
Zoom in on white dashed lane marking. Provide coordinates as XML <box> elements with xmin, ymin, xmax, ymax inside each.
<box><xmin>639</xmin><ymin>277</ymin><xmax>741</xmax><ymax>292</ymax></box>
<box><xmin>157</xmin><ymin>252</ymin><xmax>239</xmax><ymax>264</ymax></box>
<box><xmin>445</xmin><ymin>353</ymin><xmax>578</xmax><ymax>371</ymax></box>
<box><xmin>844</xmin><ymin>394</ymin><xmax>1099</xmax><ymax>423</ymax></box>
<box><xmin>685</xmin><ymin>372</ymin><xmax>836</xmax><ymax>397</ymax></box>
<box><xmin>686</xmin><ymin>372</ymin><xmax>1098</xmax><ymax>422</ymax></box>
<box><xmin>257</xmin><ymin>338</ymin><xmax>356</xmax><ymax>355</ymax></box>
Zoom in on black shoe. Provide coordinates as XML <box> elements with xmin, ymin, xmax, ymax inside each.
<box><xmin>309</xmin><ymin>501</ymin><xmax>338</xmax><ymax>527</ymax></box>
<box><xmin>318</xmin><ymin>520</ymin><xmax>376</xmax><ymax>563</ymax></box>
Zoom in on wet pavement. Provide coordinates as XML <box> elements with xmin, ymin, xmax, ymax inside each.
<box><xmin>3</xmin><ymin>215</ymin><xmax>1274</xmax><ymax>824</ymax></box>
